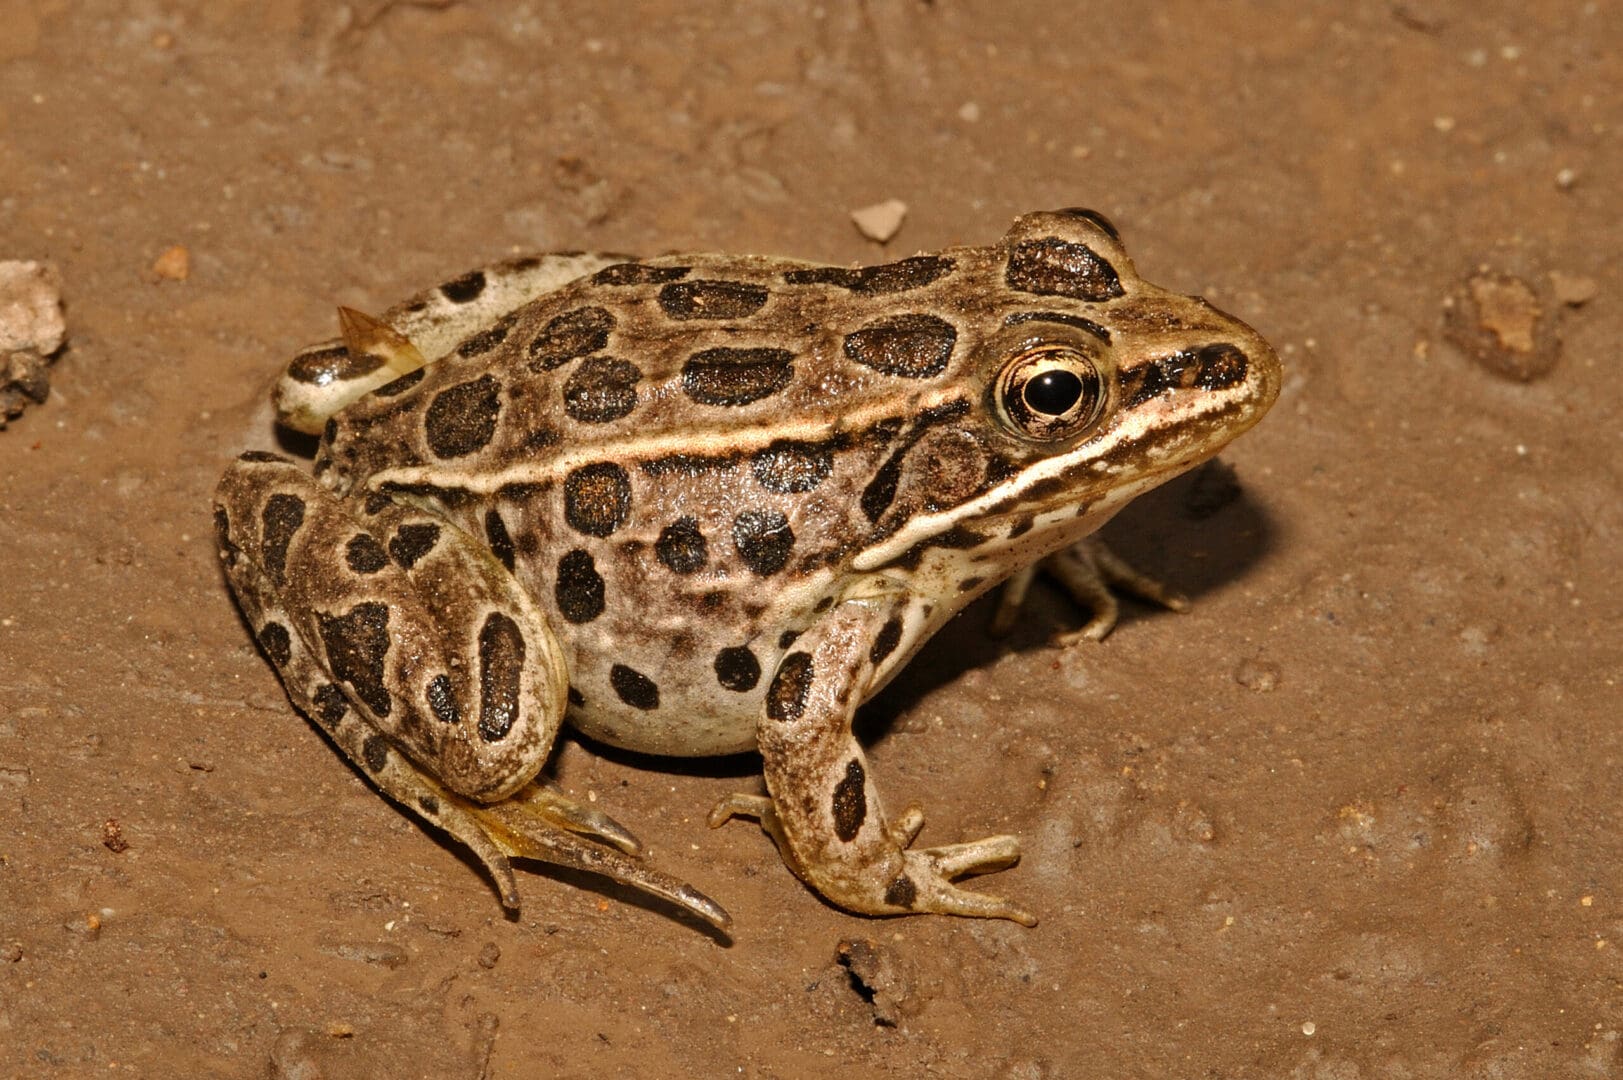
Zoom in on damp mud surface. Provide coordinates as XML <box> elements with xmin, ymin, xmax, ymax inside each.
<box><xmin>2</xmin><ymin>3</ymin><xmax>1619</xmax><ymax>1077</ymax></box>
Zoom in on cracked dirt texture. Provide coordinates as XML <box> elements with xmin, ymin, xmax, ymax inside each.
<box><xmin>1</xmin><ymin>2</ymin><xmax>1620</xmax><ymax>1077</ymax></box>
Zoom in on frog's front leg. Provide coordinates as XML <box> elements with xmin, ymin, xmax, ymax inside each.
<box><xmin>711</xmin><ymin>598</ymin><xmax>1036</xmax><ymax>925</ymax></box>
<box><xmin>214</xmin><ymin>453</ymin><xmax>728</xmax><ymax>928</ymax></box>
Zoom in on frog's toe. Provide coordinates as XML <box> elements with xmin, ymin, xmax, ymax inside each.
<box><xmin>994</xmin><ymin>536</ymin><xmax>1188</xmax><ymax>643</ymax></box>
<box><xmin>513</xmin><ymin>780</ymin><xmax>643</xmax><ymax>856</ymax></box>
<box><xmin>896</xmin><ymin>843</ymin><xmax>1037</xmax><ymax>927</ymax></box>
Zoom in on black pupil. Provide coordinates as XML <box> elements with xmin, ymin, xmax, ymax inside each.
<box><xmin>1023</xmin><ymin>368</ymin><xmax>1085</xmax><ymax>416</ymax></box>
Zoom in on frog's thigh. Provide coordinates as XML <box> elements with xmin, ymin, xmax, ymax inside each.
<box><xmin>739</xmin><ymin>599</ymin><xmax>1036</xmax><ymax>925</ymax></box>
<box><xmin>213</xmin><ymin>454</ymin><xmax>568</xmax><ymax>804</ymax></box>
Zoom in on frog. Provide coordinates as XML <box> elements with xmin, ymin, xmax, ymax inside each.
<box><xmin>212</xmin><ymin>209</ymin><xmax>1280</xmax><ymax>930</ymax></box>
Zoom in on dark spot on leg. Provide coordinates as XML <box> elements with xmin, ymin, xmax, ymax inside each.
<box><xmin>783</xmin><ymin>255</ymin><xmax>955</xmax><ymax>295</ymax></box>
<box><xmin>1007</xmin><ymin>513</ymin><xmax>1035</xmax><ymax>539</ymax></box>
<box><xmin>1005</xmin><ymin>236</ymin><xmax>1124</xmax><ymax>301</ymax></box>
<box><xmin>567</xmin><ymin>686</ymin><xmax>585</xmax><ymax>708</ymax></box>
<box><xmin>214</xmin><ymin>507</ymin><xmax>239</xmax><ymax>568</ymax></box>
<box><xmin>812</xmin><ymin>596</ymin><xmax>832</xmax><ymax>613</ymax></box>
<box><xmin>564</xmin><ymin>462</ymin><xmax>632</xmax><ymax>537</ymax></box>
<box><xmin>363</xmin><ymin>491</ymin><xmax>392</xmax><ymax>515</ymax></box>
<box><xmin>373</xmin><ymin>368</ymin><xmax>425</xmax><ymax>397</ymax></box>
<box><xmin>288</xmin><ymin>342</ymin><xmax>383</xmax><ymax>385</ymax></box>
<box><xmin>237</xmin><ymin>449</ymin><xmax>290</xmax><ymax>464</ymax></box>
<box><xmin>884</xmin><ymin>873</ymin><xmax>918</xmax><ymax>909</ymax></box>
<box><xmin>361</xmin><ymin>734</ymin><xmax>389</xmax><ymax>772</ymax></box>
<box><xmin>751</xmin><ymin>439</ymin><xmax>833</xmax><ymax>494</ymax></box>
<box><xmin>527</xmin><ymin>306</ymin><xmax>616</xmax><ymax>370</ymax></box>
<box><xmin>478</xmin><ymin>612</ymin><xmax>526</xmax><ymax>741</ymax></box>
<box><xmin>831</xmin><ymin>759</ymin><xmax>867</xmax><ymax>842</ymax></box>
<box><xmin>957</xmin><ymin>576</ymin><xmax>984</xmax><ymax>593</ymax></box>
<box><xmin>345</xmin><ymin>533</ymin><xmax>389</xmax><ymax>574</ymax></box>
<box><xmin>555</xmin><ymin>549</ymin><xmax>605</xmax><ymax>624</ymax></box>
<box><xmin>843</xmin><ymin>314</ymin><xmax>956</xmax><ymax>378</ymax></box>
<box><xmin>312</xmin><ymin>683</ymin><xmax>348</xmax><ymax>729</ymax></box>
<box><xmin>427</xmin><ymin>673</ymin><xmax>459</xmax><ymax>724</ymax></box>
<box><xmin>563</xmin><ymin>356</ymin><xmax>642</xmax><ymax>423</ymax></box>
<box><xmin>869</xmin><ymin>618</ymin><xmax>903</xmax><ymax>667</ymax></box>
<box><xmin>733</xmin><ymin>509</ymin><xmax>794</xmax><ymax>576</ymax></box>
<box><xmin>766</xmin><ymin>652</ymin><xmax>813</xmax><ymax>723</ymax></box>
<box><xmin>257</xmin><ymin>621</ymin><xmax>292</xmax><ymax>667</ymax></box>
<box><xmin>317</xmin><ymin>601</ymin><xmax>393</xmax><ymax>718</ymax></box>
<box><xmin>260</xmin><ymin>493</ymin><xmax>306</xmax><ymax>587</ymax></box>
<box><xmin>389</xmin><ymin>522</ymin><xmax>441</xmax><ymax>569</ymax></box>
<box><xmin>425</xmin><ymin>374</ymin><xmax>501</xmax><ymax>459</ymax></box>
<box><xmin>658</xmin><ymin>279</ymin><xmax>769</xmax><ymax>320</ymax></box>
<box><xmin>417</xmin><ymin>794</ymin><xmax>440</xmax><ymax>816</ymax></box>
<box><xmin>478</xmin><ymin>509</ymin><xmax>514</xmax><ymax>571</ymax></box>
<box><xmin>681</xmin><ymin>347</ymin><xmax>795</xmax><ymax>406</ymax></box>
<box><xmin>590</xmin><ymin>262</ymin><xmax>690</xmax><ymax>286</ymax></box>
<box><xmin>610</xmin><ymin>664</ymin><xmax>659</xmax><ymax>711</ymax></box>
<box><xmin>440</xmin><ymin>269</ymin><xmax>487</xmax><ymax>303</ymax></box>
<box><xmin>714</xmin><ymin>645</ymin><xmax>761</xmax><ymax>692</ymax></box>
<box><xmin>778</xmin><ymin>629</ymin><xmax>800</xmax><ymax>649</ymax></box>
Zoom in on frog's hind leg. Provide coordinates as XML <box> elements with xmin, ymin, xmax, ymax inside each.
<box><xmin>213</xmin><ymin>452</ymin><xmax>729</xmax><ymax>929</ymax></box>
<box><xmin>989</xmin><ymin>535</ymin><xmax>1189</xmax><ymax>643</ymax></box>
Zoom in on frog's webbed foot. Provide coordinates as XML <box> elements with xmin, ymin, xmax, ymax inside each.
<box><xmin>990</xmin><ymin>535</ymin><xmax>1189</xmax><ymax>643</ymax></box>
<box><xmin>716</xmin><ymin>599</ymin><xmax>1037</xmax><ymax>926</ymax></box>
<box><xmin>711</xmin><ymin>795</ymin><xmax>1034</xmax><ymax>926</ymax></box>
<box><xmin>447</xmin><ymin>781</ymin><xmax>731</xmax><ymax>930</ymax></box>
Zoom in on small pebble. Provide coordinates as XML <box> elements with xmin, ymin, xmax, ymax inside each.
<box><xmin>1442</xmin><ymin>269</ymin><xmax>1560</xmax><ymax>381</ymax></box>
<box><xmin>1234</xmin><ymin>657</ymin><xmax>1281</xmax><ymax>692</ymax></box>
<box><xmin>1548</xmin><ymin>270</ymin><xmax>1598</xmax><ymax>307</ymax></box>
<box><xmin>477</xmin><ymin>941</ymin><xmax>501</xmax><ymax>969</ymax></box>
<box><xmin>851</xmin><ymin>199</ymin><xmax>908</xmax><ymax>244</ymax></box>
<box><xmin>151</xmin><ymin>244</ymin><xmax>191</xmax><ymax>282</ymax></box>
<box><xmin>102</xmin><ymin>817</ymin><xmax>129</xmax><ymax>853</ymax></box>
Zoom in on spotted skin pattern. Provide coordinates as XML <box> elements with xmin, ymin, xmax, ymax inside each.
<box><xmin>214</xmin><ymin>211</ymin><xmax>1281</xmax><ymax>928</ymax></box>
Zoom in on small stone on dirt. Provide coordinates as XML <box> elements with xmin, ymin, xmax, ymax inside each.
<box><xmin>1234</xmin><ymin>657</ymin><xmax>1281</xmax><ymax>692</ymax></box>
<box><xmin>1548</xmin><ymin>270</ymin><xmax>1598</xmax><ymax>307</ymax></box>
<box><xmin>837</xmin><ymin>937</ymin><xmax>913</xmax><ymax>1026</ymax></box>
<box><xmin>101</xmin><ymin>818</ymin><xmax>129</xmax><ymax>853</ymax></box>
<box><xmin>476</xmin><ymin>941</ymin><xmax>500</xmax><ymax>969</ymax></box>
<box><xmin>1442</xmin><ymin>268</ymin><xmax>1560</xmax><ymax>381</ymax></box>
<box><xmin>151</xmin><ymin>244</ymin><xmax>191</xmax><ymax>281</ymax></box>
<box><xmin>851</xmin><ymin>199</ymin><xmax>907</xmax><ymax>243</ymax></box>
<box><xmin>0</xmin><ymin>260</ymin><xmax>66</xmax><ymax>429</ymax></box>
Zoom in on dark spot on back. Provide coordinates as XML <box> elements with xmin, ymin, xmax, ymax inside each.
<box><xmin>655</xmin><ymin>517</ymin><xmax>708</xmax><ymax>574</ymax></box>
<box><xmin>317</xmin><ymin>601</ymin><xmax>392</xmax><ymax>718</ymax></box>
<box><xmin>843</xmin><ymin>314</ymin><xmax>956</xmax><ymax>378</ymax></box>
<box><xmin>751</xmin><ymin>439</ymin><xmax>834</xmax><ymax>494</ymax></box>
<box><xmin>869</xmin><ymin>618</ymin><xmax>904</xmax><ymax>667</ymax></box>
<box><xmin>527</xmin><ymin>306</ymin><xmax>616</xmax><ymax>370</ymax></box>
<box><xmin>681</xmin><ymin>347</ymin><xmax>795</xmax><ymax>406</ymax></box>
<box><xmin>640</xmin><ymin>452</ymin><xmax>740</xmax><ymax>478</ymax></box>
<box><xmin>440</xmin><ymin>269</ymin><xmax>487</xmax><ymax>303</ymax></box>
<box><xmin>714</xmin><ymin>646</ymin><xmax>761</xmax><ymax>692</ymax></box>
<box><xmin>563</xmin><ymin>356</ymin><xmax>641</xmax><ymax>423</ymax></box>
<box><xmin>733</xmin><ymin>509</ymin><xmax>794</xmax><ymax>575</ymax></box>
<box><xmin>564</xmin><ymin>462</ymin><xmax>632</xmax><ymax>537</ymax></box>
<box><xmin>425</xmin><ymin>374</ymin><xmax>501</xmax><ymax>458</ymax></box>
<box><xmin>260</xmin><ymin>493</ymin><xmax>306</xmax><ymax>587</ymax></box>
<box><xmin>831</xmin><ymin>759</ymin><xmax>867</xmax><ymax>842</ymax></box>
<box><xmin>417</xmin><ymin>794</ymin><xmax>440</xmax><ymax>816</ymax></box>
<box><xmin>454</xmin><ymin>313</ymin><xmax>513</xmax><ymax>357</ymax></box>
<box><xmin>783</xmin><ymin>255</ymin><xmax>955</xmax><ymax>295</ymax></box>
<box><xmin>372</xmin><ymin>368</ymin><xmax>425</xmax><ymax>397</ymax></box>
<box><xmin>658</xmin><ymin>279</ymin><xmax>769</xmax><ymax>320</ymax></box>
<box><xmin>345</xmin><ymin>533</ymin><xmax>389</xmax><ymax>574</ymax></box>
<box><xmin>478</xmin><ymin>612</ymin><xmax>525</xmax><ymax>741</ymax></box>
<box><xmin>485</xmin><ymin>509</ymin><xmax>516</xmax><ymax>570</ymax></box>
<box><xmin>1003</xmin><ymin>310</ymin><xmax>1112</xmax><ymax>342</ymax></box>
<box><xmin>766</xmin><ymin>651</ymin><xmax>814</xmax><ymax>723</ymax></box>
<box><xmin>610</xmin><ymin>664</ymin><xmax>660</xmax><ymax>711</ymax></box>
<box><xmin>427</xmin><ymin>673</ymin><xmax>459</xmax><ymax>725</ymax></box>
<box><xmin>1005</xmin><ymin>236</ymin><xmax>1124</xmax><ymax>301</ymax></box>
<box><xmin>591</xmin><ymin>263</ymin><xmax>690</xmax><ymax>286</ymax></box>
<box><xmin>860</xmin><ymin>455</ymin><xmax>902</xmax><ymax>523</ymax></box>
<box><xmin>555</xmin><ymin>549</ymin><xmax>606</xmax><ymax>624</ymax></box>
<box><xmin>257</xmin><ymin>621</ymin><xmax>292</xmax><ymax>667</ymax></box>
<box><xmin>389</xmin><ymin>522</ymin><xmax>441</xmax><ymax>569</ymax></box>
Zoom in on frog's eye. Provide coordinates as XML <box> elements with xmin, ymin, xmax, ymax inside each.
<box><xmin>993</xmin><ymin>342</ymin><xmax>1109</xmax><ymax>443</ymax></box>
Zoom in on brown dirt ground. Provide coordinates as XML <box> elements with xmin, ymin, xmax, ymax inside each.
<box><xmin>2</xmin><ymin>2</ymin><xmax>1620</xmax><ymax>1077</ymax></box>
